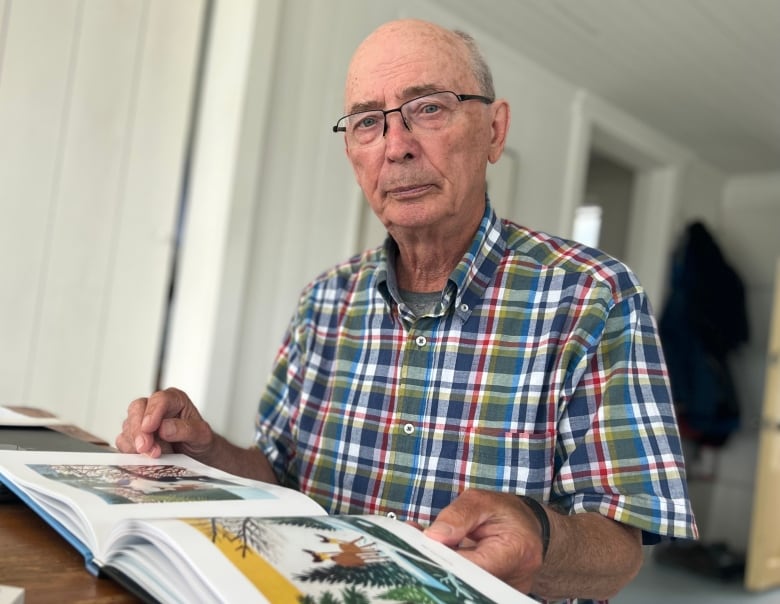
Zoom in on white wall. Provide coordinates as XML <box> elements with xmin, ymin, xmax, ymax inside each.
<box><xmin>675</xmin><ymin>161</ymin><xmax>727</xmax><ymax>233</ymax></box>
<box><xmin>0</xmin><ymin>0</ymin><xmax>204</xmax><ymax>441</ymax></box>
<box><xmin>723</xmin><ymin>173</ymin><xmax>780</xmax><ymax>429</ymax></box>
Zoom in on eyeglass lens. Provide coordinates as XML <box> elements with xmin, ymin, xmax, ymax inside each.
<box><xmin>338</xmin><ymin>92</ymin><xmax>465</xmax><ymax>146</ymax></box>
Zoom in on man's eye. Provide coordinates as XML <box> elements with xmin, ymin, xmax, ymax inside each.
<box><xmin>420</xmin><ymin>103</ymin><xmax>441</xmax><ymax>114</ymax></box>
<box><xmin>356</xmin><ymin>116</ymin><xmax>379</xmax><ymax>129</ymax></box>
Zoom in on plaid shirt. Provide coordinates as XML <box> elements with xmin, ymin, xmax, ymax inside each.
<box><xmin>256</xmin><ymin>202</ymin><xmax>697</xmax><ymax>550</ymax></box>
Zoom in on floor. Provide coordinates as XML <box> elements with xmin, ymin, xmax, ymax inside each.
<box><xmin>612</xmin><ymin>547</ymin><xmax>780</xmax><ymax>603</ymax></box>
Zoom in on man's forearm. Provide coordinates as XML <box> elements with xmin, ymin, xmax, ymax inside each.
<box><xmin>533</xmin><ymin>509</ymin><xmax>643</xmax><ymax>600</ymax></box>
<box><xmin>196</xmin><ymin>434</ymin><xmax>280</xmax><ymax>484</ymax></box>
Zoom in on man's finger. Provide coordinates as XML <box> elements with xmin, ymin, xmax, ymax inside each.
<box><xmin>425</xmin><ymin>489</ymin><xmax>493</xmax><ymax>545</ymax></box>
<box><xmin>140</xmin><ymin>388</ymin><xmax>190</xmax><ymax>433</ymax></box>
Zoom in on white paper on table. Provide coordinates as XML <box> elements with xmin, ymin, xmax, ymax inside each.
<box><xmin>0</xmin><ymin>406</ymin><xmax>68</xmax><ymax>427</ymax></box>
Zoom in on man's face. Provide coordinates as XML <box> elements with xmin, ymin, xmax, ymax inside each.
<box><xmin>343</xmin><ymin>23</ymin><xmax>507</xmax><ymax>240</ymax></box>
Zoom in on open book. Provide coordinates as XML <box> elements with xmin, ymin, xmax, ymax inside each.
<box><xmin>0</xmin><ymin>450</ymin><xmax>531</xmax><ymax>603</ymax></box>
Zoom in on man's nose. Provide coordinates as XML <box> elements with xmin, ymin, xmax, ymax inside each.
<box><xmin>383</xmin><ymin>111</ymin><xmax>416</xmax><ymax>161</ymax></box>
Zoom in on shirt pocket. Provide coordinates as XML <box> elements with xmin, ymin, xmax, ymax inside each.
<box><xmin>468</xmin><ymin>428</ymin><xmax>556</xmax><ymax>495</ymax></box>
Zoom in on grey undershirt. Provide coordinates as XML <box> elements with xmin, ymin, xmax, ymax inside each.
<box><xmin>399</xmin><ymin>289</ymin><xmax>441</xmax><ymax>318</ymax></box>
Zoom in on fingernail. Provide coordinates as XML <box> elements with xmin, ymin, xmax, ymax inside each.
<box><xmin>135</xmin><ymin>435</ymin><xmax>145</xmax><ymax>451</ymax></box>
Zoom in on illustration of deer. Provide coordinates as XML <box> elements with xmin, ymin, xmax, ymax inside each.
<box><xmin>304</xmin><ymin>535</ymin><xmax>386</xmax><ymax>568</ymax></box>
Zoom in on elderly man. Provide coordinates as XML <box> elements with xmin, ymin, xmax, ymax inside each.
<box><xmin>117</xmin><ymin>19</ymin><xmax>697</xmax><ymax>602</ymax></box>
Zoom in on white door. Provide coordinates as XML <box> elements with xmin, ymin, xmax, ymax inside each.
<box><xmin>745</xmin><ymin>259</ymin><xmax>780</xmax><ymax>591</ymax></box>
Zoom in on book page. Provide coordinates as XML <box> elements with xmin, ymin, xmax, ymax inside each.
<box><xmin>0</xmin><ymin>406</ymin><xmax>68</xmax><ymax>426</ymax></box>
<box><xmin>0</xmin><ymin>450</ymin><xmax>326</xmax><ymax>562</ymax></box>
<box><xmin>104</xmin><ymin>514</ymin><xmax>534</xmax><ymax>604</ymax></box>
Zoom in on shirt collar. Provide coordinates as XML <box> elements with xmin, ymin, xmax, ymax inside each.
<box><xmin>376</xmin><ymin>197</ymin><xmax>505</xmax><ymax>318</ymax></box>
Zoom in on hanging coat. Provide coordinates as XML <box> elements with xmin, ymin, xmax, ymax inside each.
<box><xmin>659</xmin><ymin>222</ymin><xmax>749</xmax><ymax>447</ymax></box>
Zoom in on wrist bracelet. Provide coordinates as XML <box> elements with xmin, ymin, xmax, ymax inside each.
<box><xmin>518</xmin><ymin>495</ymin><xmax>550</xmax><ymax>560</ymax></box>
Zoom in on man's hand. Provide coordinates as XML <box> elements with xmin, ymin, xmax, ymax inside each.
<box><xmin>425</xmin><ymin>488</ymin><xmax>643</xmax><ymax>600</ymax></box>
<box><xmin>115</xmin><ymin>387</ymin><xmax>280</xmax><ymax>484</ymax></box>
<box><xmin>424</xmin><ymin>489</ymin><xmax>544</xmax><ymax>594</ymax></box>
<box><xmin>115</xmin><ymin>388</ymin><xmax>214</xmax><ymax>459</ymax></box>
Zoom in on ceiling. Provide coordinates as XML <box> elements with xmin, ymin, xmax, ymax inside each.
<box><xmin>433</xmin><ymin>0</ymin><xmax>780</xmax><ymax>175</ymax></box>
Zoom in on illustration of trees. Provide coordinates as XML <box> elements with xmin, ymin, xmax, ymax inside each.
<box><xmin>296</xmin><ymin>560</ymin><xmax>417</xmax><ymax>588</ymax></box>
<box><xmin>194</xmin><ymin>517</ymin><xmax>279</xmax><ymax>560</ymax></box>
<box><xmin>298</xmin><ymin>586</ymin><xmax>372</xmax><ymax>604</ymax></box>
<box><xmin>267</xmin><ymin>517</ymin><xmax>339</xmax><ymax>532</ymax></box>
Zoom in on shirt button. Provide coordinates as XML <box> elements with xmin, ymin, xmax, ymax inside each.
<box><xmin>386</xmin><ymin>511</ymin><xmax>397</xmax><ymax>520</ymax></box>
<box><xmin>402</xmin><ymin>423</ymin><xmax>415</xmax><ymax>435</ymax></box>
<box><xmin>415</xmin><ymin>335</ymin><xmax>427</xmax><ymax>347</ymax></box>
<box><xmin>460</xmin><ymin>303</ymin><xmax>469</xmax><ymax>312</ymax></box>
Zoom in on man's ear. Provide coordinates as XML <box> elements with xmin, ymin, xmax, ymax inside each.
<box><xmin>487</xmin><ymin>100</ymin><xmax>510</xmax><ymax>164</ymax></box>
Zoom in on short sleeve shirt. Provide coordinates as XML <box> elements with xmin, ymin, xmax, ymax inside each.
<box><xmin>255</xmin><ymin>201</ymin><xmax>698</xmax><ymax>543</ymax></box>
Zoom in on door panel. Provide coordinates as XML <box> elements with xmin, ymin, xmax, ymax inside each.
<box><xmin>0</xmin><ymin>0</ymin><xmax>205</xmax><ymax>441</ymax></box>
<box><xmin>745</xmin><ymin>260</ymin><xmax>780</xmax><ymax>591</ymax></box>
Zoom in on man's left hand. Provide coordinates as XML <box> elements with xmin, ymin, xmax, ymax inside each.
<box><xmin>424</xmin><ymin>488</ymin><xmax>545</xmax><ymax>594</ymax></box>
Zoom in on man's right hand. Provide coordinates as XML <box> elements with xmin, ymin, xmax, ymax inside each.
<box><xmin>115</xmin><ymin>387</ymin><xmax>215</xmax><ymax>459</ymax></box>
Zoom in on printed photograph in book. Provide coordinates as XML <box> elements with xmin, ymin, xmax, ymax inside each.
<box><xmin>186</xmin><ymin>515</ymin><xmax>500</xmax><ymax>604</ymax></box>
<box><xmin>28</xmin><ymin>463</ymin><xmax>276</xmax><ymax>504</ymax></box>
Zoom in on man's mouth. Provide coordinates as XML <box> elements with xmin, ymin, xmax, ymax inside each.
<box><xmin>386</xmin><ymin>184</ymin><xmax>432</xmax><ymax>197</ymax></box>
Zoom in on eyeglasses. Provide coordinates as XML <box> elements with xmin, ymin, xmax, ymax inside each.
<box><xmin>332</xmin><ymin>91</ymin><xmax>493</xmax><ymax>147</ymax></box>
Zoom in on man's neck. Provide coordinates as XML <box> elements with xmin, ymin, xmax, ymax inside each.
<box><xmin>387</xmin><ymin>203</ymin><xmax>484</xmax><ymax>292</ymax></box>
<box><xmin>393</xmin><ymin>240</ymin><xmax>464</xmax><ymax>292</ymax></box>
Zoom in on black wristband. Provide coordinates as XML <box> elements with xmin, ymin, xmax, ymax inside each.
<box><xmin>518</xmin><ymin>495</ymin><xmax>550</xmax><ymax>561</ymax></box>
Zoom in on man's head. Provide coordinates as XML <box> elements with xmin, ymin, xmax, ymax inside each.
<box><xmin>339</xmin><ymin>19</ymin><xmax>510</xmax><ymax>243</ymax></box>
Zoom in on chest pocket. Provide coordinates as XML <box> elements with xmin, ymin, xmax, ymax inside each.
<box><xmin>468</xmin><ymin>428</ymin><xmax>556</xmax><ymax>495</ymax></box>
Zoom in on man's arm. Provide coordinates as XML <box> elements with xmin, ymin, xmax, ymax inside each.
<box><xmin>425</xmin><ymin>489</ymin><xmax>642</xmax><ymax>600</ymax></box>
<box><xmin>115</xmin><ymin>387</ymin><xmax>279</xmax><ymax>484</ymax></box>
<box><xmin>534</xmin><ymin>501</ymin><xmax>642</xmax><ymax>599</ymax></box>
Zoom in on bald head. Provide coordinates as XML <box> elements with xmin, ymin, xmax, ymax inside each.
<box><xmin>337</xmin><ymin>18</ymin><xmax>510</xmax><ymax>259</ymax></box>
<box><xmin>344</xmin><ymin>19</ymin><xmax>494</xmax><ymax>112</ymax></box>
